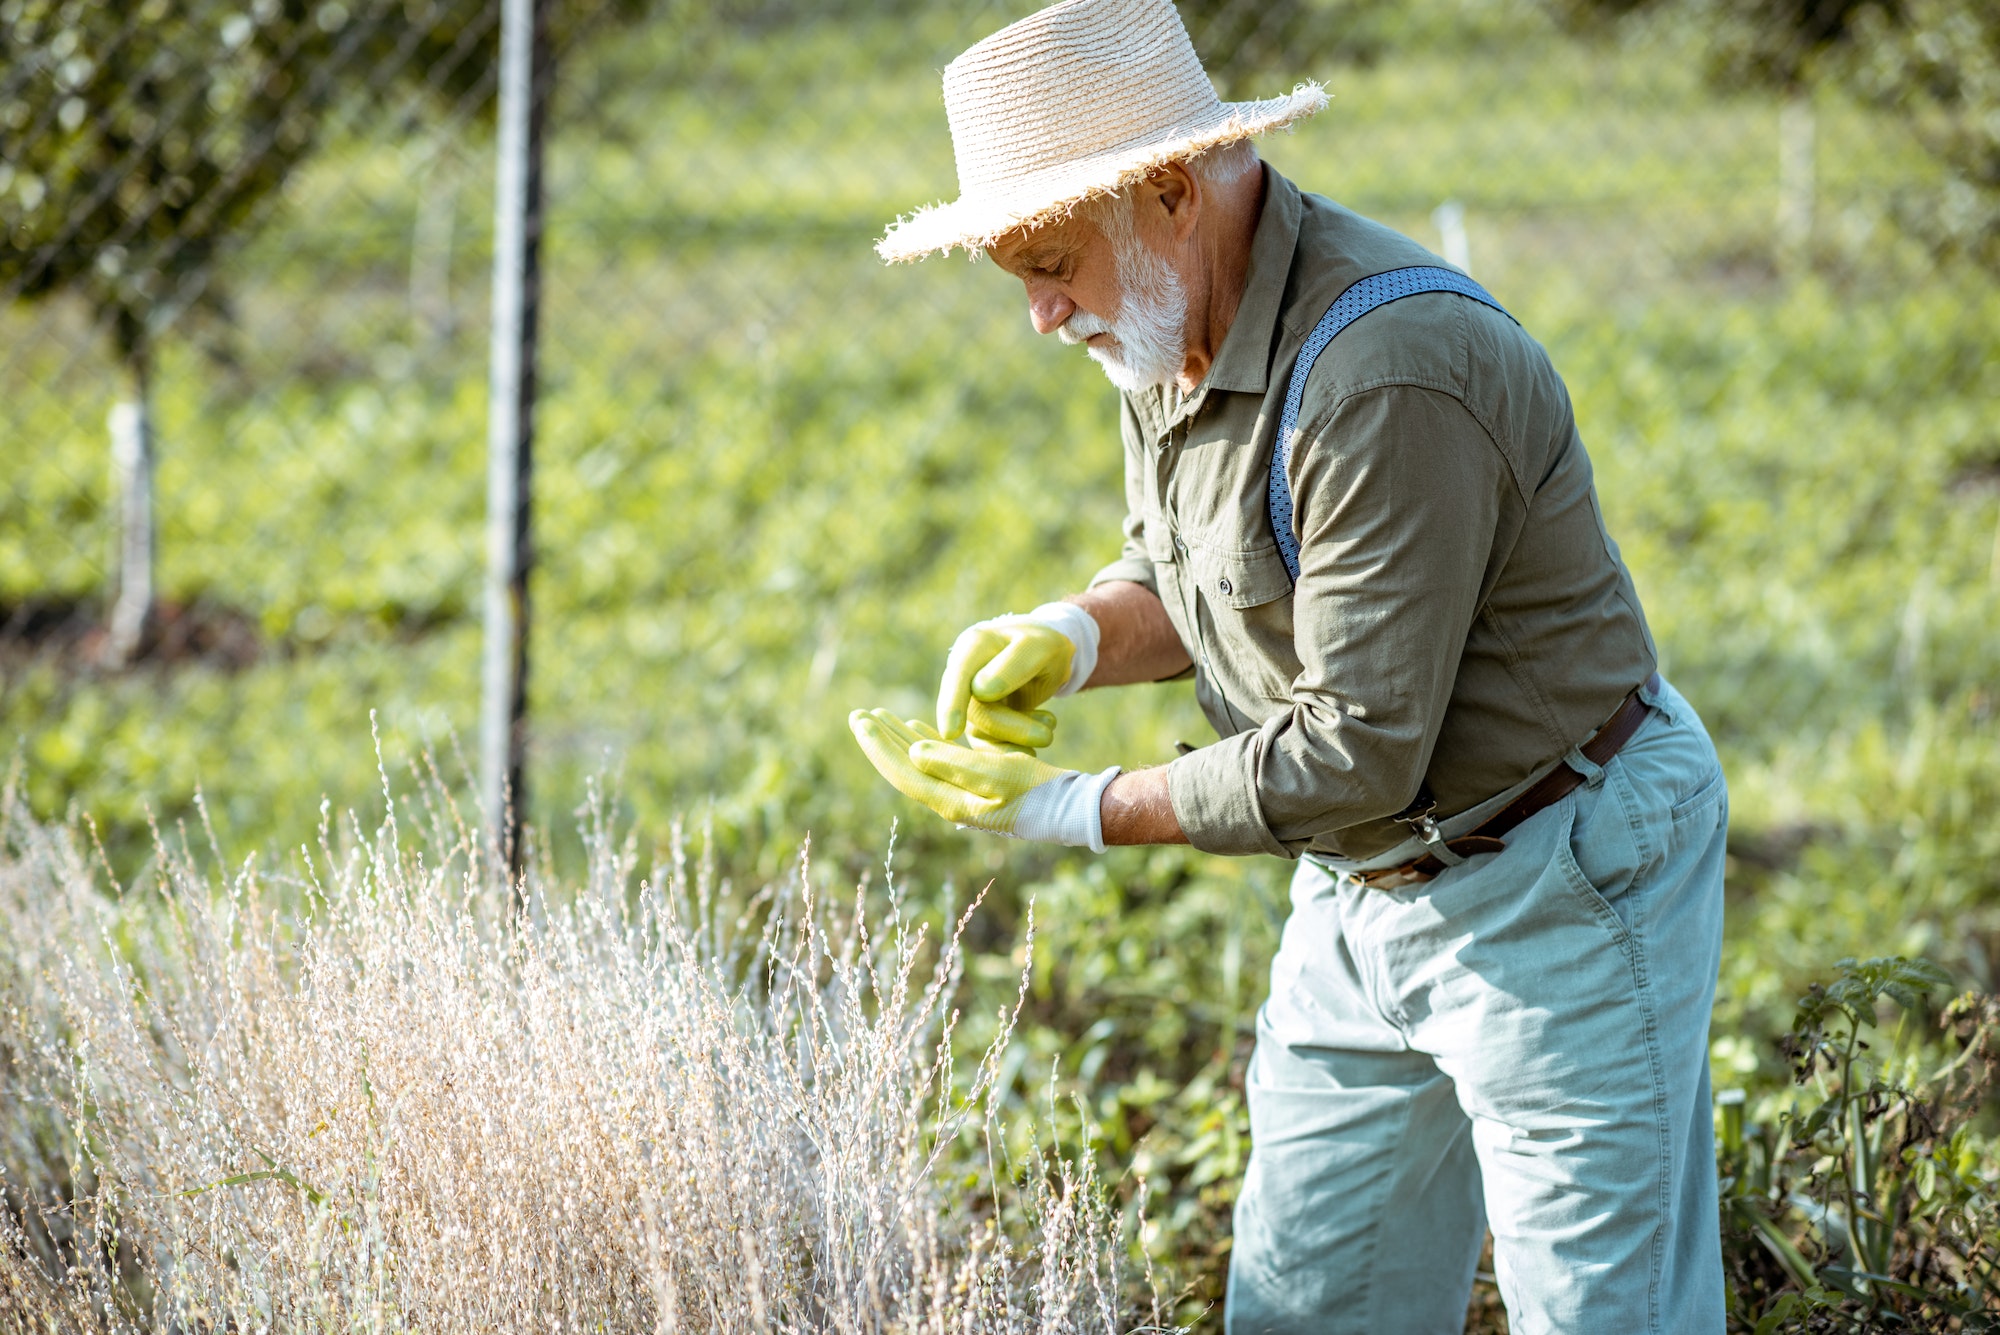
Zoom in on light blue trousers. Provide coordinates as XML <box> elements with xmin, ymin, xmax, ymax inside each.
<box><xmin>1227</xmin><ymin>679</ymin><xmax>1727</xmax><ymax>1335</ymax></box>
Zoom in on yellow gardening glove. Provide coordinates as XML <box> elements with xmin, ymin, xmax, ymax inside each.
<box><xmin>967</xmin><ymin>704</ymin><xmax>1060</xmax><ymax>755</ymax></box>
<box><xmin>937</xmin><ymin>603</ymin><xmax>1099</xmax><ymax>750</ymax></box>
<box><xmin>850</xmin><ymin>708</ymin><xmax>1122</xmax><ymax>849</ymax></box>
<box><xmin>850</xmin><ymin>709</ymin><xmax>1066</xmax><ymax>832</ymax></box>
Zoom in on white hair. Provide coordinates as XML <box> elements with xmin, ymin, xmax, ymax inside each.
<box><xmin>1054</xmin><ymin>141</ymin><xmax>1256</xmax><ymax>393</ymax></box>
<box><xmin>1189</xmin><ymin>137</ymin><xmax>1261</xmax><ymax>187</ymax></box>
<box><xmin>1083</xmin><ymin>138</ymin><xmax>1259</xmax><ymax>248</ymax></box>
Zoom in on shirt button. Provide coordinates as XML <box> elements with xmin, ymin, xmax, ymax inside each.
<box><xmin>1218</xmin><ymin>577</ymin><xmax>1233</xmax><ymax>596</ymax></box>
<box><xmin>1173</xmin><ymin>535</ymin><xmax>1187</xmax><ymax>554</ymax></box>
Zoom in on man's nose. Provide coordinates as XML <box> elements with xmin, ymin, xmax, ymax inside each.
<box><xmin>1026</xmin><ymin>280</ymin><xmax>1074</xmax><ymax>336</ymax></box>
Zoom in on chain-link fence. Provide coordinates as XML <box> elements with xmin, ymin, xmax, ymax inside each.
<box><xmin>1</xmin><ymin>0</ymin><xmax>1992</xmax><ymax>869</ymax></box>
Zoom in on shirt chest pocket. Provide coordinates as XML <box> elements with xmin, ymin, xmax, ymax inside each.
<box><xmin>1183</xmin><ymin>539</ymin><xmax>1299</xmax><ymax>705</ymax></box>
<box><xmin>1186</xmin><ymin>541</ymin><xmax>1293</xmax><ymax>610</ymax></box>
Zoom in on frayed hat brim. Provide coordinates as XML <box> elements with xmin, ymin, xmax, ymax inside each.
<box><xmin>876</xmin><ymin>83</ymin><xmax>1328</xmax><ymax>264</ymax></box>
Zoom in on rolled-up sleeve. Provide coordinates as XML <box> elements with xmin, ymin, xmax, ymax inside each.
<box><xmin>1087</xmin><ymin>396</ymin><xmax>1158</xmax><ymax>594</ymax></box>
<box><xmin>1167</xmin><ymin>383</ymin><xmax>1508</xmax><ymax>857</ymax></box>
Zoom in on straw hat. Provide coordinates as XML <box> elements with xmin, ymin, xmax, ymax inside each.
<box><xmin>877</xmin><ymin>0</ymin><xmax>1328</xmax><ymax>263</ymax></box>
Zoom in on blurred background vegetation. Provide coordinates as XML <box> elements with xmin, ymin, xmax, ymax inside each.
<box><xmin>3</xmin><ymin>0</ymin><xmax>1998</xmax><ymax>1326</ymax></box>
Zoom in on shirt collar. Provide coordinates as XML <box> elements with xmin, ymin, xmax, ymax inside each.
<box><xmin>1201</xmin><ymin>164</ymin><xmax>1305</xmax><ymax>396</ymax></box>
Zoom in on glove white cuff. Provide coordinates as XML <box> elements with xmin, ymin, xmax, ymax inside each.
<box><xmin>1012</xmin><ymin>766</ymin><xmax>1122</xmax><ymax>853</ymax></box>
<box><xmin>975</xmin><ymin>601</ymin><xmax>1099</xmax><ymax>696</ymax></box>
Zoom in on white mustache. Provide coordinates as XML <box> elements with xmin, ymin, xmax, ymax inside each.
<box><xmin>1058</xmin><ymin>310</ymin><xmax>1113</xmax><ymax>345</ymax></box>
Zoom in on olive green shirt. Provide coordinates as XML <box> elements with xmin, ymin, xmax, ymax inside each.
<box><xmin>1088</xmin><ymin>167</ymin><xmax>1656</xmax><ymax>861</ymax></box>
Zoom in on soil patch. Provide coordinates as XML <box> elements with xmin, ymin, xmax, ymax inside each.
<box><xmin>0</xmin><ymin>596</ymin><xmax>263</xmax><ymax>673</ymax></box>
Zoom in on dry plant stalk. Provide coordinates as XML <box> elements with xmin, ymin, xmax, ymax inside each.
<box><xmin>0</xmin><ymin>780</ymin><xmax>1130</xmax><ymax>1333</ymax></box>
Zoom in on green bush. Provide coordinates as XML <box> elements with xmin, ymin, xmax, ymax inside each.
<box><xmin>1717</xmin><ymin>958</ymin><xmax>2000</xmax><ymax>1332</ymax></box>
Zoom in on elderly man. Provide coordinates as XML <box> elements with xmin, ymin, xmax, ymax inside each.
<box><xmin>850</xmin><ymin>1</ymin><xmax>1728</xmax><ymax>1331</ymax></box>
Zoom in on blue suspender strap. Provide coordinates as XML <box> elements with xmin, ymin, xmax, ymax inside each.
<box><xmin>1268</xmin><ymin>265</ymin><xmax>1517</xmax><ymax>583</ymax></box>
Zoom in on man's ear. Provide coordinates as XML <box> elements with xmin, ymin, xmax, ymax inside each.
<box><xmin>1143</xmin><ymin>162</ymin><xmax>1200</xmax><ymax>243</ymax></box>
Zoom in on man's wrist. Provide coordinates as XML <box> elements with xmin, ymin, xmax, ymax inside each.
<box><xmin>1069</xmin><ymin>582</ymin><xmax>1192</xmax><ymax>688</ymax></box>
<box><xmin>1098</xmin><ymin>767</ymin><xmax>1189</xmax><ymax>846</ymax></box>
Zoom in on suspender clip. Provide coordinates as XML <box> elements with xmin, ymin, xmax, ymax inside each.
<box><xmin>1395</xmin><ymin>794</ymin><xmax>1467</xmax><ymax>867</ymax></box>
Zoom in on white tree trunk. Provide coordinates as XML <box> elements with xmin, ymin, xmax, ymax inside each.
<box><xmin>1777</xmin><ymin>92</ymin><xmax>1815</xmax><ymax>264</ymax></box>
<box><xmin>103</xmin><ymin>364</ymin><xmax>155</xmax><ymax>667</ymax></box>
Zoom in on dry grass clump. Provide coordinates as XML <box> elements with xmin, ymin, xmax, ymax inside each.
<box><xmin>0</xmin><ymin>780</ymin><xmax>1130</xmax><ymax>1332</ymax></box>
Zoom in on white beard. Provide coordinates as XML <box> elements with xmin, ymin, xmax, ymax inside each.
<box><xmin>1057</xmin><ymin>231</ymin><xmax>1188</xmax><ymax>394</ymax></box>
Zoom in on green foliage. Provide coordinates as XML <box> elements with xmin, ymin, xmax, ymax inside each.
<box><xmin>1547</xmin><ymin>0</ymin><xmax>2000</xmax><ymax>265</ymax></box>
<box><xmin>0</xmin><ymin>0</ymin><xmax>502</xmax><ymax>363</ymax></box>
<box><xmin>1177</xmin><ymin>0</ymin><xmax>1394</xmax><ymax>96</ymax></box>
<box><xmin>954</xmin><ymin>846</ymin><xmax>1280</xmax><ymax>1320</ymax></box>
<box><xmin>1551</xmin><ymin>0</ymin><xmax>1879</xmax><ymax>89</ymax></box>
<box><xmin>1717</xmin><ymin>958</ymin><xmax>2000</xmax><ymax>1331</ymax></box>
<box><xmin>1844</xmin><ymin>0</ymin><xmax>2000</xmax><ymax>266</ymax></box>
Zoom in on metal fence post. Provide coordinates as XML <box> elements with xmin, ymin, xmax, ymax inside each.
<box><xmin>481</xmin><ymin>0</ymin><xmax>551</xmax><ymax>881</ymax></box>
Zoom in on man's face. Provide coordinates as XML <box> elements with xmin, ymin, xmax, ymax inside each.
<box><xmin>988</xmin><ymin>202</ymin><xmax>1188</xmax><ymax>393</ymax></box>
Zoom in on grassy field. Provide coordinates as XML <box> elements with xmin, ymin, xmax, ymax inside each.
<box><xmin>3</xmin><ymin>0</ymin><xmax>1998</xmax><ymax>1324</ymax></box>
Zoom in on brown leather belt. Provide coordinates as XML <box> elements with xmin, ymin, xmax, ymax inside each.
<box><xmin>1351</xmin><ymin>673</ymin><xmax>1662</xmax><ymax>890</ymax></box>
